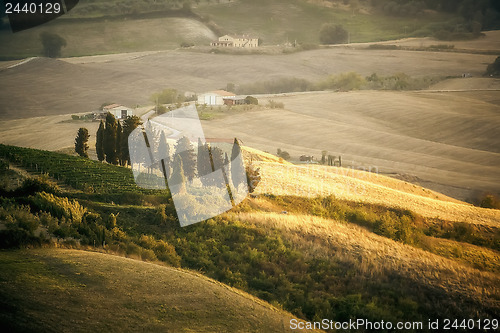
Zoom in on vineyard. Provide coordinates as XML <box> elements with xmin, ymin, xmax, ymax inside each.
<box><xmin>0</xmin><ymin>144</ymin><xmax>158</xmax><ymax>195</ymax></box>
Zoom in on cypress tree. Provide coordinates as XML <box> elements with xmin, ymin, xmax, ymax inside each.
<box><xmin>197</xmin><ymin>138</ymin><xmax>212</xmax><ymax>185</ymax></box>
<box><xmin>170</xmin><ymin>154</ymin><xmax>186</xmax><ymax>194</ymax></box>
<box><xmin>104</xmin><ymin>112</ymin><xmax>118</xmax><ymax>165</ymax></box>
<box><xmin>174</xmin><ymin>136</ymin><xmax>196</xmax><ymax>181</ymax></box>
<box><xmin>158</xmin><ymin>131</ymin><xmax>170</xmax><ymax>180</ymax></box>
<box><xmin>96</xmin><ymin>121</ymin><xmax>105</xmax><ymax>162</ymax></box>
<box><xmin>230</xmin><ymin>138</ymin><xmax>246</xmax><ymax>188</ymax></box>
<box><xmin>121</xmin><ymin>115</ymin><xmax>141</xmax><ymax>166</ymax></box>
<box><xmin>116</xmin><ymin>121</ymin><xmax>123</xmax><ymax>165</ymax></box>
<box><xmin>75</xmin><ymin>127</ymin><xmax>90</xmax><ymax>158</ymax></box>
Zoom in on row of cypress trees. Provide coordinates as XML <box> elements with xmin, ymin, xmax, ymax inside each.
<box><xmin>96</xmin><ymin>113</ymin><xmax>141</xmax><ymax>166</ymax></box>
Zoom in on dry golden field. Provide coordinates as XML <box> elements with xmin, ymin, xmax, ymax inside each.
<box><xmin>0</xmin><ymin>33</ymin><xmax>499</xmax><ymax>202</ymax></box>
<box><xmin>0</xmin><ymin>38</ymin><xmax>497</xmax><ymax>119</ymax></box>
<box><xmin>0</xmin><ymin>248</ymin><xmax>307</xmax><ymax>332</ymax></box>
<box><xmin>232</xmin><ymin>211</ymin><xmax>500</xmax><ymax>309</ymax></box>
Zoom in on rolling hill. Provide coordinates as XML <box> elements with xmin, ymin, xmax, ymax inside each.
<box><xmin>0</xmin><ymin>248</ymin><xmax>304</xmax><ymax>332</ymax></box>
<box><xmin>202</xmin><ymin>87</ymin><xmax>500</xmax><ymax>201</ymax></box>
<box><xmin>0</xmin><ymin>45</ymin><xmax>497</xmax><ymax>120</ymax></box>
<box><xmin>0</xmin><ymin>144</ymin><xmax>498</xmax><ymax>331</ymax></box>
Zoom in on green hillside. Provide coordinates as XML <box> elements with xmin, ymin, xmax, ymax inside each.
<box><xmin>0</xmin><ymin>0</ymin><xmax>477</xmax><ymax>59</ymax></box>
<box><xmin>0</xmin><ymin>144</ymin><xmax>498</xmax><ymax>331</ymax></box>
<box><xmin>0</xmin><ymin>248</ymin><xmax>302</xmax><ymax>332</ymax></box>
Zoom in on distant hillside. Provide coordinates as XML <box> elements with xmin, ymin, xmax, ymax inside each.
<box><xmin>1</xmin><ymin>0</ymin><xmax>490</xmax><ymax>59</ymax></box>
<box><xmin>0</xmin><ymin>249</ymin><xmax>303</xmax><ymax>332</ymax></box>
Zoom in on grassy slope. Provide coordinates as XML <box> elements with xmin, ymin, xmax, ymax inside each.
<box><xmin>0</xmin><ymin>248</ymin><xmax>305</xmax><ymax>333</ymax></box>
<box><xmin>0</xmin><ymin>144</ymin><xmax>499</xmax><ymax>328</ymax></box>
<box><xmin>202</xmin><ymin>87</ymin><xmax>500</xmax><ymax>201</ymax></box>
<box><xmin>0</xmin><ymin>0</ymin><xmax>456</xmax><ymax>59</ymax></box>
<box><xmin>0</xmin><ymin>17</ymin><xmax>216</xmax><ymax>59</ymax></box>
<box><xmin>0</xmin><ymin>48</ymin><xmax>496</xmax><ymax>120</ymax></box>
<box><xmin>251</xmin><ymin>161</ymin><xmax>500</xmax><ymax>226</ymax></box>
<box><xmin>196</xmin><ymin>0</ymin><xmax>452</xmax><ymax>44</ymax></box>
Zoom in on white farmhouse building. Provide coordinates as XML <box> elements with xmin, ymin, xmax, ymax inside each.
<box><xmin>211</xmin><ymin>35</ymin><xmax>259</xmax><ymax>48</ymax></box>
<box><xmin>102</xmin><ymin>104</ymin><xmax>134</xmax><ymax>119</ymax></box>
<box><xmin>197</xmin><ymin>90</ymin><xmax>236</xmax><ymax>106</ymax></box>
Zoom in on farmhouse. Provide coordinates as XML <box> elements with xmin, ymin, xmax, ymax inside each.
<box><xmin>100</xmin><ymin>104</ymin><xmax>134</xmax><ymax>119</ymax></box>
<box><xmin>198</xmin><ymin>90</ymin><xmax>236</xmax><ymax>106</ymax></box>
<box><xmin>211</xmin><ymin>35</ymin><xmax>259</xmax><ymax>48</ymax></box>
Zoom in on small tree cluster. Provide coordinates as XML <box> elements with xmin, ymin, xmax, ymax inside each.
<box><xmin>277</xmin><ymin>148</ymin><xmax>290</xmax><ymax>161</ymax></box>
<box><xmin>96</xmin><ymin>113</ymin><xmax>141</xmax><ymax>166</ymax></box>
<box><xmin>485</xmin><ymin>56</ymin><xmax>500</xmax><ymax>77</ymax></box>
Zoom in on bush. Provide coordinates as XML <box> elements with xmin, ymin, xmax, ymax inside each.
<box><xmin>267</xmin><ymin>100</ymin><xmax>285</xmax><ymax>109</ymax></box>
<box><xmin>485</xmin><ymin>56</ymin><xmax>500</xmax><ymax>77</ymax></box>
<box><xmin>246</xmin><ymin>164</ymin><xmax>261</xmax><ymax>193</ymax></box>
<box><xmin>17</xmin><ymin>176</ymin><xmax>60</xmax><ymax>196</ymax></box>
<box><xmin>319</xmin><ymin>24</ymin><xmax>348</xmax><ymax>44</ymax></box>
<box><xmin>245</xmin><ymin>96</ymin><xmax>259</xmax><ymax>105</ymax></box>
<box><xmin>479</xmin><ymin>193</ymin><xmax>500</xmax><ymax>209</ymax></box>
<box><xmin>40</xmin><ymin>31</ymin><xmax>66</xmax><ymax>58</ymax></box>
<box><xmin>318</xmin><ymin>72</ymin><xmax>365</xmax><ymax>91</ymax></box>
<box><xmin>30</xmin><ymin>192</ymin><xmax>87</xmax><ymax>223</ymax></box>
<box><xmin>277</xmin><ymin>148</ymin><xmax>290</xmax><ymax>160</ymax></box>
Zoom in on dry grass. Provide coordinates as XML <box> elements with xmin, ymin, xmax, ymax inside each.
<box><xmin>0</xmin><ymin>44</ymin><xmax>497</xmax><ymax>119</ymax></box>
<box><xmin>252</xmin><ymin>161</ymin><xmax>500</xmax><ymax>226</ymax></box>
<box><xmin>0</xmin><ymin>248</ymin><xmax>310</xmax><ymax>332</ymax></box>
<box><xmin>359</xmin><ymin>30</ymin><xmax>500</xmax><ymax>53</ymax></box>
<box><xmin>232</xmin><ymin>211</ymin><xmax>500</xmax><ymax>308</ymax></box>
<box><xmin>203</xmin><ymin>88</ymin><xmax>500</xmax><ymax>201</ymax></box>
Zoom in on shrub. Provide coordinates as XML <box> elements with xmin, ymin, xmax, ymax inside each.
<box><xmin>485</xmin><ymin>56</ymin><xmax>500</xmax><ymax>77</ymax></box>
<box><xmin>267</xmin><ymin>100</ymin><xmax>285</xmax><ymax>109</ymax></box>
<box><xmin>30</xmin><ymin>192</ymin><xmax>87</xmax><ymax>223</ymax></box>
<box><xmin>319</xmin><ymin>24</ymin><xmax>348</xmax><ymax>44</ymax></box>
<box><xmin>18</xmin><ymin>175</ymin><xmax>59</xmax><ymax>195</ymax></box>
<box><xmin>40</xmin><ymin>31</ymin><xmax>66</xmax><ymax>58</ymax></box>
<box><xmin>245</xmin><ymin>96</ymin><xmax>259</xmax><ymax>105</ymax></box>
<box><xmin>319</xmin><ymin>72</ymin><xmax>365</xmax><ymax>91</ymax></box>
<box><xmin>479</xmin><ymin>193</ymin><xmax>500</xmax><ymax>209</ymax></box>
<box><xmin>277</xmin><ymin>148</ymin><xmax>291</xmax><ymax>160</ymax></box>
<box><xmin>246</xmin><ymin>164</ymin><xmax>261</xmax><ymax>193</ymax></box>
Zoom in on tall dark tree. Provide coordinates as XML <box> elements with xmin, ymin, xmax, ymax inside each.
<box><xmin>40</xmin><ymin>32</ymin><xmax>67</xmax><ymax>58</ymax></box>
<box><xmin>158</xmin><ymin>131</ymin><xmax>171</xmax><ymax>180</ymax></box>
<box><xmin>104</xmin><ymin>112</ymin><xmax>118</xmax><ymax>165</ymax></box>
<box><xmin>485</xmin><ymin>56</ymin><xmax>500</xmax><ymax>77</ymax></box>
<box><xmin>96</xmin><ymin>121</ymin><xmax>105</xmax><ymax>162</ymax></box>
<box><xmin>174</xmin><ymin>136</ymin><xmax>196</xmax><ymax>181</ymax></box>
<box><xmin>121</xmin><ymin>115</ymin><xmax>142</xmax><ymax>166</ymax></box>
<box><xmin>170</xmin><ymin>154</ymin><xmax>187</xmax><ymax>194</ymax></box>
<box><xmin>197</xmin><ymin>138</ymin><xmax>212</xmax><ymax>185</ymax></box>
<box><xmin>230</xmin><ymin>138</ymin><xmax>246</xmax><ymax>188</ymax></box>
<box><xmin>116</xmin><ymin>121</ymin><xmax>123</xmax><ymax>165</ymax></box>
<box><xmin>74</xmin><ymin>127</ymin><xmax>90</xmax><ymax>158</ymax></box>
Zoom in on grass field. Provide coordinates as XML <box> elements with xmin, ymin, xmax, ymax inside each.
<box><xmin>0</xmin><ymin>249</ymin><xmax>302</xmax><ymax>332</ymax></box>
<box><xmin>0</xmin><ymin>17</ymin><xmax>216</xmax><ymax>59</ymax></box>
<box><xmin>196</xmin><ymin>0</ymin><xmax>453</xmax><ymax>45</ymax></box>
<box><xmin>0</xmin><ymin>144</ymin><xmax>498</xmax><ymax>331</ymax></box>
<box><xmin>201</xmin><ymin>86</ymin><xmax>500</xmax><ymax>201</ymax></box>
<box><xmin>0</xmin><ymin>0</ymin><xmax>459</xmax><ymax>59</ymax></box>
<box><xmin>0</xmin><ymin>43</ymin><xmax>496</xmax><ymax>119</ymax></box>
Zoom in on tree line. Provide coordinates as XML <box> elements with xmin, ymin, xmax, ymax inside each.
<box><xmin>75</xmin><ymin>114</ymin><xmax>260</xmax><ymax>192</ymax></box>
<box><xmin>74</xmin><ymin>113</ymin><xmax>141</xmax><ymax>166</ymax></box>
